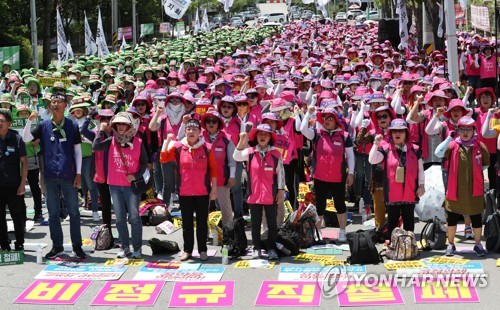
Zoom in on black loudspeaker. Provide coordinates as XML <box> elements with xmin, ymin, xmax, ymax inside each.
<box><xmin>378</xmin><ymin>19</ymin><xmax>400</xmax><ymax>48</ymax></box>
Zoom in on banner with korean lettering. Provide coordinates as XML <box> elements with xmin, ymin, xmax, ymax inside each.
<box><xmin>274</xmin><ymin>135</ymin><xmax>295</xmax><ymax>164</ymax></box>
<box><xmin>470</xmin><ymin>5</ymin><xmax>490</xmax><ymax>32</ymax></box>
<box><xmin>164</xmin><ymin>0</ymin><xmax>192</xmax><ymax>20</ymax></box>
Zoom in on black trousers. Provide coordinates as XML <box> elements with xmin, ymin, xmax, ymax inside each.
<box><xmin>179</xmin><ymin>195</ymin><xmax>209</xmax><ymax>253</ymax></box>
<box><xmin>27</xmin><ymin>169</ymin><xmax>43</xmax><ymax>214</ymax></box>
<box><xmin>96</xmin><ymin>182</ymin><xmax>113</xmax><ymax>236</ymax></box>
<box><xmin>250</xmin><ymin>204</ymin><xmax>278</xmax><ymax>250</ymax></box>
<box><xmin>488</xmin><ymin>153</ymin><xmax>497</xmax><ymax>191</ymax></box>
<box><xmin>0</xmin><ymin>186</ymin><xmax>25</xmax><ymax>248</ymax></box>
<box><xmin>284</xmin><ymin>158</ymin><xmax>298</xmax><ymax>209</ymax></box>
<box><xmin>387</xmin><ymin>203</ymin><xmax>415</xmax><ymax>234</ymax></box>
<box><xmin>313</xmin><ymin>179</ymin><xmax>347</xmax><ymax>216</ymax></box>
<box><xmin>447</xmin><ymin>211</ymin><xmax>482</xmax><ymax>228</ymax></box>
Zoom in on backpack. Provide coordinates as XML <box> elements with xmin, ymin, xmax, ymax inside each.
<box><xmin>483</xmin><ymin>189</ymin><xmax>498</xmax><ymax>224</ymax></box>
<box><xmin>385</xmin><ymin>227</ymin><xmax>419</xmax><ymax>261</ymax></box>
<box><xmin>148</xmin><ymin>238</ymin><xmax>180</xmax><ymax>255</ymax></box>
<box><xmin>347</xmin><ymin>230</ymin><xmax>383</xmax><ymax>265</ymax></box>
<box><xmin>287</xmin><ymin>203</ymin><xmax>324</xmax><ymax>248</ymax></box>
<box><xmin>90</xmin><ymin>225</ymin><xmax>112</xmax><ymax>250</ymax></box>
<box><xmin>222</xmin><ymin>217</ymin><xmax>248</xmax><ymax>258</ymax></box>
<box><xmin>419</xmin><ymin>216</ymin><xmax>447</xmax><ymax>251</ymax></box>
<box><xmin>485</xmin><ymin>212</ymin><xmax>500</xmax><ymax>253</ymax></box>
<box><xmin>139</xmin><ymin>198</ymin><xmax>171</xmax><ymax>226</ymax></box>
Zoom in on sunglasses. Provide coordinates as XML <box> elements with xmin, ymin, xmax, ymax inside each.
<box><xmin>247</xmin><ymin>94</ymin><xmax>258</xmax><ymax>99</ymax></box>
<box><xmin>205</xmin><ymin>118</ymin><xmax>219</xmax><ymax>125</ymax></box>
<box><xmin>322</xmin><ymin>115</ymin><xmax>335</xmax><ymax>122</ymax></box>
<box><xmin>99</xmin><ymin>116</ymin><xmax>112</xmax><ymax>121</ymax></box>
<box><xmin>168</xmin><ymin>98</ymin><xmax>182</xmax><ymax>103</ymax></box>
<box><xmin>236</xmin><ymin>102</ymin><xmax>249</xmax><ymax>107</ymax></box>
<box><xmin>403</xmin><ymin>81</ymin><xmax>413</xmax><ymax>85</ymax></box>
<box><xmin>220</xmin><ymin>104</ymin><xmax>234</xmax><ymax>109</ymax></box>
<box><xmin>135</xmin><ymin>102</ymin><xmax>147</xmax><ymax>107</ymax></box>
<box><xmin>458</xmin><ymin>127</ymin><xmax>474</xmax><ymax>132</ymax></box>
<box><xmin>391</xmin><ymin>129</ymin><xmax>406</xmax><ymax>133</ymax></box>
<box><xmin>377</xmin><ymin>114</ymin><xmax>389</xmax><ymax>120</ymax></box>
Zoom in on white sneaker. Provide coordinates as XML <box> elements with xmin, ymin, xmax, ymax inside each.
<box><xmin>92</xmin><ymin>212</ymin><xmax>100</xmax><ymax>222</ymax></box>
<box><xmin>117</xmin><ymin>247</ymin><xmax>131</xmax><ymax>258</ymax></box>
<box><xmin>252</xmin><ymin>249</ymin><xmax>261</xmax><ymax>259</ymax></box>
<box><xmin>338</xmin><ymin>229</ymin><xmax>347</xmax><ymax>243</ymax></box>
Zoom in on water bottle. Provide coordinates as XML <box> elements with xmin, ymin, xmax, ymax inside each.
<box><xmin>221</xmin><ymin>245</ymin><xmax>229</xmax><ymax>265</ymax></box>
<box><xmin>213</xmin><ymin>229</ymin><xmax>219</xmax><ymax>246</ymax></box>
<box><xmin>276</xmin><ymin>242</ymin><xmax>291</xmax><ymax>256</ymax></box>
<box><xmin>36</xmin><ymin>245</ymin><xmax>43</xmax><ymax>264</ymax></box>
<box><xmin>360</xmin><ymin>198</ymin><xmax>367</xmax><ymax>223</ymax></box>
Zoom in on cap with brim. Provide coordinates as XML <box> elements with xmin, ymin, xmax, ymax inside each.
<box><xmin>96</xmin><ymin>109</ymin><xmax>115</xmax><ymax>120</ymax></box>
<box><xmin>261</xmin><ymin>112</ymin><xmax>283</xmax><ymax>130</ymax></box>
<box><xmin>249</xmin><ymin>123</ymin><xmax>278</xmax><ymax>144</ymax></box>
<box><xmin>457</xmin><ymin>116</ymin><xmax>476</xmax><ymax>127</ymax></box>
<box><xmin>427</xmin><ymin>90</ymin><xmax>450</xmax><ymax>108</ymax></box>
<box><xmin>269</xmin><ymin>98</ymin><xmax>289</xmax><ymax>112</ymax></box>
<box><xmin>111</xmin><ymin>112</ymin><xmax>133</xmax><ymax>126</ymax></box>
<box><xmin>368</xmin><ymin>92</ymin><xmax>388</xmax><ymax>103</ymax></box>
<box><xmin>201</xmin><ymin>109</ymin><xmax>225</xmax><ymax>130</ymax></box>
<box><xmin>165</xmin><ymin>92</ymin><xmax>186</xmax><ymax>104</ymax></box>
<box><xmin>102</xmin><ymin>94</ymin><xmax>117</xmax><ymax>105</ymax></box>
<box><xmin>388</xmin><ymin>118</ymin><xmax>408</xmax><ymax>130</ymax></box>
<box><xmin>69</xmin><ymin>102</ymin><xmax>90</xmax><ymax>112</ymax></box>
<box><xmin>316</xmin><ymin>107</ymin><xmax>340</xmax><ymax>127</ymax></box>
<box><xmin>443</xmin><ymin>99</ymin><xmax>468</xmax><ymax>119</ymax></box>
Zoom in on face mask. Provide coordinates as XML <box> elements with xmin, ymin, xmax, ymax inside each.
<box><xmin>169</xmin><ymin>103</ymin><xmax>183</xmax><ymax>112</ymax></box>
<box><xmin>371</xmin><ymin>81</ymin><xmax>381</xmax><ymax>91</ymax></box>
<box><xmin>385</xmin><ymin>67</ymin><xmax>394</xmax><ymax>73</ymax></box>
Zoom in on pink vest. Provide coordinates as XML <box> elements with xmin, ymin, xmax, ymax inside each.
<box><xmin>204</xmin><ymin>131</ymin><xmax>230</xmax><ymax>187</ymax></box>
<box><xmin>282</xmin><ymin>117</ymin><xmax>301</xmax><ymax>160</ymax></box>
<box><xmin>480</xmin><ymin>55</ymin><xmax>497</xmax><ymax>79</ymax></box>
<box><xmin>313</xmin><ymin>130</ymin><xmax>350</xmax><ymax>183</ymax></box>
<box><xmin>383</xmin><ymin>142</ymin><xmax>419</xmax><ymax>203</ymax></box>
<box><xmin>138</xmin><ymin>117</ymin><xmax>152</xmax><ymax>145</ymax></box>
<box><xmin>159</xmin><ymin>116</ymin><xmax>182</xmax><ymax>144</ymax></box>
<box><xmin>93</xmin><ymin>133</ymin><xmax>107</xmax><ymax>184</ymax></box>
<box><xmin>246</xmin><ymin>147</ymin><xmax>281</xmax><ymax>205</ymax></box>
<box><xmin>409</xmin><ymin>109</ymin><xmax>431</xmax><ymax>159</ymax></box>
<box><xmin>465</xmin><ymin>54</ymin><xmax>480</xmax><ymax>76</ymax></box>
<box><xmin>250</xmin><ymin>105</ymin><xmax>263</xmax><ymax>123</ymax></box>
<box><xmin>107</xmin><ymin>137</ymin><xmax>142</xmax><ymax>186</ymax></box>
<box><xmin>474</xmin><ymin>108</ymin><xmax>497</xmax><ymax>153</ymax></box>
<box><xmin>226</xmin><ymin>117</ymin><xmax>242</xmax><ymax>146</ymax></box>
<box><xmin>446</xmin><ymin>140</ymin><xmax>484</xmax><ymax>201</ymax></box>
<box><xmin>174</xmin><ymin>142</ymin><xmax>211</xmax><ymax>196</ymax></box>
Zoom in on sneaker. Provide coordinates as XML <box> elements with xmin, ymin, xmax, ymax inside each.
<box><xmin>131</xmin><ymin>249</ymin><xmax>142</xmax><ymax>259</ymax></box>
<box><xmin>252</xmin><ymin>249</ymin><xmax>261</xmax><ymax>259</ymax></box>
<box><xmin>268</xmin><ymin>249</ymin><xmax>279</xmax><ymax>260</ymax></box>
<box><xmin>14</xmin><ymin>242</ymin><xmax>24</xmax><ymax>251</ymax></box>
<box><xmin>180</xmin><ymin>251</ymin><xmax>192</xmax><ymax>261</ymax></box>
<box><xmin>116</xmin><ymin>247</ymin><xmax>132</xmax><ymax>258</ymax></box>
<box><xmin>473</xmin><ymin>244</ymin><xmax>486</xmax><ymax>257</ymax></box>
<box><xmin>73</xmin><ymin>246</ymin><xmax>86</xmax><ymax>259</ymax></box>
<box><xmin>33</xmin><ymin>212</ymin><xmax>43</xmax><ymax>222</ymax></box>
<box><xmin>92</xmin><ymin>212</ymin><xmax>100</xmax><ymax>222</ymax></box>
<box><xmin>172</xmin><ymin>193</ymin><xmax>179</xmax><ymax>202</ymax></box>
<box><xmin>199</xmin><ymin>251</ymin><xmax>208</xmax><ymax>261</ymax></box>
<box><xmin>45</xmin><ymin>246</ymin><xmax>65</xmax><ymax>259</ymax></box>
<box><xmin>446</xmin><ymin>243</ymin><xmax>456</xmax><ymax>256</ymax></box>
<box><xmin>338</xmin><ymin>229</ymin><xmax>347</xmax><ymax>243</ymax></box>
<box><xmin>1</xmin><ymin>244</ymin><xmax>11</xmax><ymax>252</ymax></box>
<box><xmin>464</xmin><ymin>226</ymin><xmax>474</xmax><ymax>240</ymax></box>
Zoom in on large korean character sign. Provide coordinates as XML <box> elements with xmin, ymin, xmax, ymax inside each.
<box><xmin>164</xmin><ymin>0</ymin><xmax>192</xmax><ymax>19</ymax></box>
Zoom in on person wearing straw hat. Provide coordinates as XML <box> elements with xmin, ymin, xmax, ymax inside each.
<box><xmin>300</xmin><ymin>106</ymin><xmax>355</xmax><ymax>241</ymax></box>
<box><xmin>92</xmin><ymin>112</ymin><xmax>148</xmax><ymax>258</ymax></box>
<box><xmin>435</xmin><ymin>116</ymin><xmax>489</xmax><ymax>257</ymax></box>
<box><xmin>160</xmin><ymin>119</ymin><xmax>218</xmax><ymax>261</ymax></box>
<box><xmin>23</xmin><ymin>91</ymin><xmax>86</xmax><ymax>260</ymax></box>
<box><xmin>369</xmin><ymin>118</ymin><xmax>425</xmax><ymax>236</ymax></box>
<box><xmin>234</xmin><ymin>124</ymin><xmax>285</xmax><ymax>260</ymax></box>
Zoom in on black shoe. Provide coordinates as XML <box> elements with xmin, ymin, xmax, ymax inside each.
<box><xmin>45</xmin><ymin>246</ymin><xmax>65</xmax><ymax>259</ymax></box>
<box><xmin>72</xmin><ymin>246</ymin><xmax>86</xmax><ymax>259</ymax></box>
<box><xmin>14</xmin><ymin>242</ymin><xmax>24</xmax><ymax>251</ymax></box>
<box><xmin>1</xmin><ymin>244</ymin><xmax>11</xmax><ymax>251</ymax></box>
<box><xmin>33</xmin><ymin>212</ymin><xmax>43</xmax><ymax>222</ymax></box>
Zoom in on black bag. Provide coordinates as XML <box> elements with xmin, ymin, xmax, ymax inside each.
<box><xmin>485</xmin><ymin>212</ymin><xmax>500</xmax><ymax>253</ymax></box>
<box><xmin>90</xmin><ymin>224</ymin><xmax>112</xmax><ymax>250</ymax></box>
<box><xmin>347</xmin><ymin>230</ymin><xmax>383</xmax><ymax>265</ymax></box>
<box><xmin>131</xmin><ymin>177</ymin><xmax>153</xmax><ymax>195</ymax></box>
<box><xmin>222</xmin><ymin>217</ymin><xmax>248</xmax><ymax>258</ymax></box>
<box><xmin>419</xmin><ymin>216</ymin><xmax>447</xmax><ymax>251</ymax></box>
<box><xmin>483</xmin><ymin>189</ymin><xmax>498</xmax><ymax>224</ymax></box>
<box><xmin>148</xmin><ymin>238</ymin><xmax>180</xmax><ymax>255</ymax></box>
<box><xmin>277</xmin><ymin>227</ymin><xmax>301</xmax><ymax>256</ymax></box>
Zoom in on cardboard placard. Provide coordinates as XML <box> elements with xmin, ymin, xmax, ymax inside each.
<box><xmin>294</xmin><ymin>253</ymin><xmax>338</xmax><ymax>266</ymax></box>
<box><xmin>413</xmin><ymin>279</ymin><xmax>480</xmax><ymax>303</ymax></box>
<box><xmin>14</xmin><ymin>280</ymin><xmax>92</xmax><ymax>305</ymax></box>
<box><xmin>336</xmin><ymin>281</ymin><xmax>405</xmax><ymax>306</ymax></box>
<box><xmin>278</xmin><ymin>265</ymin><xmax>366</xmax><ymax>282</ymax></box>
<box><xmin>428</xmin><ymin>257</ymin><xmax>470</xmax><ymax>265</ymax></box>
<box><xmin>384</xmin><ymin>260</ymin><xmax>426</xmax><ymax>271</ymax></box>
<box><xmin>35</xmin><ymin>264</ymin><xmax>127</xmax><ymax>281</ymax></box>
<box><xmin>91</xmin><ymin>280</ymin><xmax>165</xmax><ymax>306</ymax></box>
<box><xmin>133</xmin><ymin>266</ymin><xmax>224</xmax><ymax>282</ymax></box>
<box><xmin>169</xmin><ymin>281</ymin><xmax>234</xmax><ymax>307</ymax></box>
<box><xmin>255</xmin><ymin>281</ymin><xmax>321</xmax><ymax>306</ymax></box>
<box><xmin>0</xmin><ymin>250</ymin><xmax>23</xmax><ymax>266</ymax></box>
<box><xmin>104</xmin><ymin>259</ymin><xmax>144</xmax><ymax>266</ymax></box>
<box><xmin>233</xmin><ymin>260</ymin><xmax>275</xmax><ymax>269</ymax></box>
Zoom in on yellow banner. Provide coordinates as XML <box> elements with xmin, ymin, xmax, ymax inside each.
<box><xmin>294</xmin><ymin>253</ymin><xmax>340</xmax><ymax>266</ymax></box>
<box><xmin>428</xmin><ymin>257</ymin><xmax>470</xmax><ymax>265</ymax></box>
<box><xmin>39</xmin><ymin>77</ymin><xmax>72</xmax><ymax>88</ymax></box>
<box><xmin>104</xmin><ymin>259</ymin><xmax>144</xmax><ymax>266</ymax></box>
<box><xmin>233</xmin><ymin>260</ymin><xmax>275</xmax><ymax>269</ymax></box>
<box><xmin>384</xmin><ymin>260</ymin><xmax>426</xmax><ymax>271</ymax></box>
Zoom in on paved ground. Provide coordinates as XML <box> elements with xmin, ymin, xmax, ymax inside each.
<box><xmin>2</xmin><ymin>191</ymin><xmax>500</xmax><ymax>309</ymax></box>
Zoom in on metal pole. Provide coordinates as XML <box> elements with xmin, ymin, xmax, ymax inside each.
<box><xmin>444</xmin><ymin>0</ymin><xmax>459</xmax><ymax>83</ymax></box>
<box><xmin>132</xmin><ymin>0</ymin><xmax>137</xmax><ymax>47</ymax></box>
<box><xmin>112</xmin><ymin>0</ymin><xmax>118</xmax><ymax>51</ymax></box>
<box><xmin>30</xmin><ymin>0</ymin><xmax>39</xmax><ymax>69</ymax></box>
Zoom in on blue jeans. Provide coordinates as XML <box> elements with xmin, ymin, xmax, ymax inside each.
<box><xmin>161</xmin><ymin>161</ymin><xmax>176</xmax><ymax>204</ymax></box>
<box><xmin>81</xmin><ymin>156</ymin><xmax>99</xmax><ymax>212</ymax></box>
<box><xmin>109</xmin><ymin>185</ymin><xmax>142</xmax><ymax>251</ymax></box>
<box><xmin>231</xmin><ymin>162</ymin><xmax>244</xmax><ymax>217</ymax></box>
<box><xmin>44</xmin><ymin>178</ymin><xmax>82</xmax><ymax>248</ymax></box>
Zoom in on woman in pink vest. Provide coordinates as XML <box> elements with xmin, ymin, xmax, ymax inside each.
<box><xmin>200</xmin><ymin>109</ymin><xmax>236</xmax><ymax>226</ymax></box>
<box><xmin>92</xmin><ymin>112</ymin><xmax>148</xmax><ymax>259</ymax></box>
<box><xmin>300</xmin><ymin>106</ymin><xmax>355</xmax><ymax>242</ymax></box>
<box><xmin>479</xmin><ymin>44</ymin><xmax>497</xmax><ymax>89</ymax></box>
<box><xmin>160</xmin><ymin>119</ymin><xmax>217</xmax><ymax>261</ymax></box>
<box><xmin>435</xmin><ymin>116</ymin><xmax>489</xmax><ymax>257</ymax></box>
<box><xmin>369</xmin><ymin>119</ymin><xmax>425</xmax><ymax>236</ymax></box>
<box><xmin>465</xmin><ymin>42</ymin><xmax>481</xmax><ymax>100</ymax></box>
<box><xmin>149</xmin><ymin>92</ymin><xmax>186</xmax><ymax>205</ymax></box>
<box><xmin>233</xmin><ymin>124</ymin><xmax>285</xmax><ymax>260</ymax></box>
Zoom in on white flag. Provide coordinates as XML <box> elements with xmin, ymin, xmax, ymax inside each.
<box><xmin>176</xmin><ymin>22</ymin><xmax>181</xmax><ymax>39</ymax></box>
<box><xmin>164</xmin><ymin>0</ymin><xmax>192</xmax><ymax>19</ymax></box>
<box><xmin>317</xmin><ymin>0</ymin><xmax>331</xmax><ymax>7</ymax></box>
<box><xmin>437</xmin><ymin>3</ymin><xmax>444</xmax><ymax>38</ymax></box>
<box><xmin>218</xmin><ymin>0</ymin><xmax>234</xmax><ymax>13</ymax></box>
<box><xmin>396</xmin><ymin>0</ymin><xmax>409</xmax><ymax>49</ymax></box>
<box><xmin>56</xmin><ymin>7</ymin><xmax>68</xmax><ymax>67</ymax></box>
<box><xmin>96</xmin><ymin>7</ymin><xmax>110</xmax><ymax>58</ymax></box>
<box><xmin>66</xmin><ymin>42</ymin><xmax>74</xmax><ymax>60</ymax></box>
<box><xmin>460</xmin><ymin>0</ymin><xmax>467</xmax><ymax>10</ymax></box>
<box><xmin>301</xmin><ymin>0</ymin><xmax>315</xmax><ymax>4</ymax></box>
<box><xmin>84</xmin><ymin>12</ymin><xmax>97</xmax><ymax>56</ymax></box>
<box><xmin>201</xmin><ymin>9</ymin><xmax>210</xmax><ymax>32</ymax></box>
<box><xmin>120</xmin><ymin>35</ymin><xmax>126</xmax><ymax>52</ymax></box>
<box><xmin>194</xmin><ymin>9</ymin><xmax>200</xmax><ymax>36</ymax></box>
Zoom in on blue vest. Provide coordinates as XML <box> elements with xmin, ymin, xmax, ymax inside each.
<box><xmin>39</xmin><ymin>118</ymin><xmax>77</xmax><ymax>180</ymax></box>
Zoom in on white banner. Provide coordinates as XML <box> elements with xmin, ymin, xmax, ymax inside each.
<box><xmin>317</xmin><ymin>0</ymin><xmax>331</xmax><ymax>7</ymax></box>
<box><xmin>470</xmin><ymin>5</ymin><xmax>490</xmax><ymax>32</ymax></box>
<box><xmin>84</xmin><ymin>12</ymin><xmax>97</xmax><ymax>56</ymax></box>
<box><xmin>96</xmin><ymin>7</ymin><xmax>110</xmax><ymax>58</ymax></box>
<box><xmin>164</xmin><ymin>0</ymin><xmax>192</xmax><ymax>19</ymax></box>
<box><xmin>201</xmin><ymin>9</ymin><xmax>210</xmax><ymax>33</ymax></box>
<box><xmin>194</xmin><ymin>9</ymin><xmax>200</xmax><ymax>36</ymax></box>
<box><xmin>120</xmin><ymin>35</ymin><xmax>126</xmax><ymax>52</ymax></box>
<box><xmin>396</xmin><ymin>0</ymin><xmax>409</xmax><ymax>48</ymax></box>
<box><xmin>66</xmin><ymin>42</ymin><xmax>74</xmax><ymax>60</ymax></box>
<box><xmin>218</xmin><ymin>0</ymin><xmax>234</xmax><ymax>13</ymax></box>
<box><xmin>56</xmin><ymin>7</ymin><xmax>68</xmax><ymax>67</ymax></box>
<box><xmin>437</xmin><ymin>3</ymin><xmax>443</xmax><ymax>38</ymax></box>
